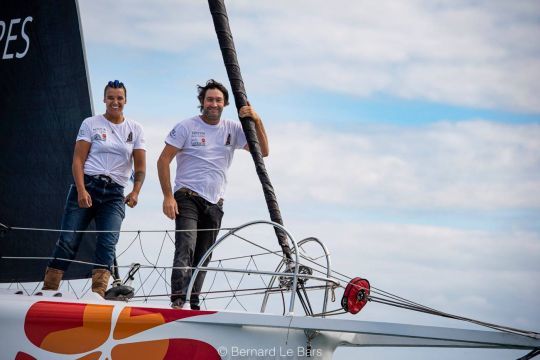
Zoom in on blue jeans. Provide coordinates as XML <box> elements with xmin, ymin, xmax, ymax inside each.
<box><xmin>171</xmin><ymin>190</ymin><xmax>223</xmax><ymax>305</ymax></box>
<box><xmin>48</xmin><ymin>175</ymin><xmax>125</xmax><ymax>271</ymax></box>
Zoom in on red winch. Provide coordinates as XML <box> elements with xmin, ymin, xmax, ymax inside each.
<box><xmin>341</xmin><ymin>277</ymin><xmax>371</xmax><ymax>314</ymax></box>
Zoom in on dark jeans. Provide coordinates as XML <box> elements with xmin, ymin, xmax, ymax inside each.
<box><xmin>171</xmin><ymin>190</ymin><xmax>223</xmax><ymax>305</ymax></box>
<box><xmin>48</xmin><ymin>175</ymin><xmax>125</xmax><ymax>272</ymax></box>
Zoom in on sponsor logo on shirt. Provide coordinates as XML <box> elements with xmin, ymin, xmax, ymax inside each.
<box><xmin>191</xmin><ymin>131</ymin><xmax>206</xmax><ymax>146</ymax></box>
<box><xmin>126</xmin><ymin>131</ymin><xmax>133</xmax><ymax>143</ymax></box>
<box><xmin>169</xmin><ymin>129</ymin><xmax>176</xmax><ymax>138</ymax></box>
<box><xmin>92</xmin><ymin>127</ymin><xmax>107</xmax><ymax>141</ymax></box>
<box><xmin>225</xmin><ymin>133</ymin><xmax>231</xmax><ymax>146</ymax></box>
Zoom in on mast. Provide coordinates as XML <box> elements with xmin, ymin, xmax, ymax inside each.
<box><xmin>207</xmin><ymin>0</ymin><xmax>292</xmax><ymax>261</ymax></box>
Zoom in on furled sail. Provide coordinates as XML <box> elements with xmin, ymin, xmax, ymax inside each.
<box><xmin>0</xmin><ymin>0</ymin><xmax>94</xmax><ymax>282</ymax></box>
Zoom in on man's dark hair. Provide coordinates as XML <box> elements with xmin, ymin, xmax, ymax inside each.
<box><xmin>197</xmin><ymin>79</ymin><xmax>229</xmax><ymax>111</ymax></box>
<box><xmin>103</xmin><ymin>80</ymin><xmax>127</xmax><ymax>99</ymax></box>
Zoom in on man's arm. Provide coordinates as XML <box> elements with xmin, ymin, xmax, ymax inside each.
<box><xmin>125</xmin><ymin>149</ymin><xmax>146</xmax><ymax>208</ymax></box>
<box><xmin>157</xmin><ymin>144</ymin><xmax>180</xmax><ymax>219</ymax></box>
<box><xmin>72</xmin><ymin>140</ymin><xmax>92</xmax><ymax>208</ymax></box>
<box><xmin>239</xmin><ymin>105</ymin><xmax>269</xmax><ymax>157</ymax></box>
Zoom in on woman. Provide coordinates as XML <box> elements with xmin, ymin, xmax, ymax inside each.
<box><xmin>42</xmin><ymin>80</ymin><xmax>146</xmax><ymax>297</ymax></box>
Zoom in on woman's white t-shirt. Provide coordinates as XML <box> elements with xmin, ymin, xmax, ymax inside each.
<box><xmin>77</xmin><ymin>115</ymin><xmax>146</xmax><ymax>187</ymax></box>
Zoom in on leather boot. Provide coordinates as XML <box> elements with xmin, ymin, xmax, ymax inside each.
<box><xmin>42</xmin><ymin>267</ymin><xmax>64</xmax><ymax>291</ymax></box>
<box><xmin>91</xmin><ymin>269</ymin><xmax>111</xmax><ymax>297</ymax></box>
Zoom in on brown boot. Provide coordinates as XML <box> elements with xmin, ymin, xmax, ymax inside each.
<box><xmin>91</xmin><ymin>269</ymin><xmax>111</xmax><ymax>297</ymax></box>
<box><xmin>42</xmin><ymin>267</ymin><xmax>64</xmax><ymax>291</ymax></box>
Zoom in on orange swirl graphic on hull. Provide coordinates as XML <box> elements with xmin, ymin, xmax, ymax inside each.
<box><xmin>25</xmin><ymin>302</ymin><xmax>112</xmax><ymax>354</ymax></box>
<box><xmin>23</xmin><ymin>301</ymin><xmax>220</xmax><ymax>359</ymax></box>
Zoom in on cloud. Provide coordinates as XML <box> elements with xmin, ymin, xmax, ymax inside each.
<box><xmin>78</xmin><ymin>0</ymin><xmax>214</xmax><ymax>52</ymax></box>
<box><xmin>256</xmin><ymin>0</ymin><xmax>540</xmax><ymax>113</ymax></box>
<box><xmin>227</xmin><ymin>120</ymin><xmax>540</xmax><ymax>210</ymax></box>
<box><xmin>79</xmin><ymin>1</ymin><xmax>540</xmax><ymax>114</ymax></box>
<box><xmin>284</xmin><ymin>218</ymin><xmax>540</xmax><ymax>325</ymax></box>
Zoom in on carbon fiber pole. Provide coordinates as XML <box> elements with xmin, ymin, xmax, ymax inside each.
<box><xmin>208</xmin><ymin>0</ymin><xmax>292</xmax><ymax>260</ymax></box>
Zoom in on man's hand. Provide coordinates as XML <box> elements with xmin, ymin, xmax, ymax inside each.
<box><xmin>78</xmin><ymin>188</ymin><xmax>92</xmax><ymax>208</ymax></box>
<box><xmin>157</xmin><ymin>143</ymin><xmax>180</xmax><ymax>219</ymax></box>
<box><xmin>239</xmin><ymin>102</ymin><xmax>269</xmax><ymax>157</ymax></box>
<box><xmin>163</xmin><ymin>195</ymin><xmax>179</xmax><ymax>220</ymax></box>
<box><xmin>124</xmin><ymin>191</ymin><xmax>139</xmax><ymax>208</ymax></box>
<box><xmin>239</xmin><ymin>104</ymin><xmax>261</xmax><ymax>123</ymax></box>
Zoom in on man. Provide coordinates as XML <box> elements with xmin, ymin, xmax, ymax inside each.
<box><xmin>42</xmin><ymin>80</ymin><xmax>146</xmax><ymax>297</ymax></box>
<box><xmin>157</xmin><ymin>79</ymin><xmax>268</xmax><ymax>309</ymax></box>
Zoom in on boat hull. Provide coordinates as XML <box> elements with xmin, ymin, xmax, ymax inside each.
<box><xmin>2</xmin><ymin>289</ymin><xmax>539</xmax><ymax>360</ymax></box>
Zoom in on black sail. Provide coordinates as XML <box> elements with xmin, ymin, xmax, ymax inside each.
<box><xmin>207</xmin><ymin>0</ymin><xmax>292</xmax><ymax>260</ymax></box>
<box><xmin>0</xmin><ymin>0</ymin><xmax>95</xmax><ymax>282</ymax></box>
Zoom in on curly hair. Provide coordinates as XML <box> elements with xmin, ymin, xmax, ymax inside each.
<box><xmin>197</xmin><ymin>79</ymin><xmax>229</xmax><ymax>111</ymax></box>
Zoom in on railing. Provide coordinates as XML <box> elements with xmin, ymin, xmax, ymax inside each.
<box><xmin>185</xmin><ymin>220</ymin><xmax>339</xmax><ymax>315</ymax></box>
<box><xmin>1</xmin><ymin>220</ymin><xmax>340</xmax><ymax>316</ymax></box>
<box><xmin>260</xmin><ymin>236</ymin><xmax>332</xmax><ymax>316</ymax></box>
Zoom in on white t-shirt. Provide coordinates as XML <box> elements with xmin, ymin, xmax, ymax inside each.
<box><xmin>165</xmin><ymin>116</ymin><xmax>247</xmax><ymax>204</ymax></box>
<box><xmin>77</xmin><ymin>114</ymin><xmax>146</xmax><ymax>187</ymax></box>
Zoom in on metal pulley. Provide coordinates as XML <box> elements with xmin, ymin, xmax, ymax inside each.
<box><xmin>341</xmin><ymin>277</ymin><xmax>370</xmax><ymax>314</ymax></box>
<box><xmin>279</xmin><ymin>263</ymin><xmax>313</xmax><ymax>289</ymax></box>
<box><xmin>104</xmin><ymin>263</ymin><xmax>140</xmax><ymax>301</ymax></box>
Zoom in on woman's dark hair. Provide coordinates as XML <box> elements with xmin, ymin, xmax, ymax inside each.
<box><xmin>103</xmin><ymin>80</ymin><xmax>127</xmax><ymax>99</ymax></box>
<box><xmin>197</xmin><ymin>79</ymin><xmax>229</xmax><ymax>111</ymax></box>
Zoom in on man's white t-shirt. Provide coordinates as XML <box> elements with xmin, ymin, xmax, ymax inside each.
<box><xmin>165</xmin><ymin>116</ymin><xmax>247</xmax><ymax>204</ymax></box>
<box><xmin>77</xmin><ymin>114</ymin><xmax>146</xmax><ymax>187</ymax></box>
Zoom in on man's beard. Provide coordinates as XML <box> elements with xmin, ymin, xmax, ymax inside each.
<box><xmin>203</xmin><ymin>107</ymin><xmax>222</xmax><ymax>121</ymax></box>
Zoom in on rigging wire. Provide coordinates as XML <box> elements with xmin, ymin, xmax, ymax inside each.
<box><xmin>2</xmin><ymin>225</ymin><xmax>539</xmax><ymax>340</ymax></box>
<box><xmin>369</xmin><ymin>295</ymin><xmax>540</xmax><ymax>339</ymax></box>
